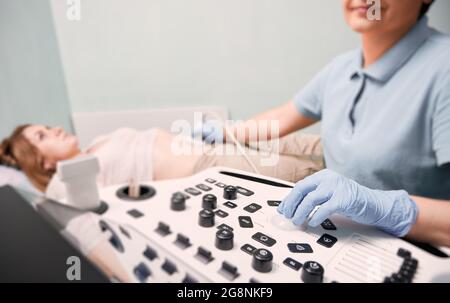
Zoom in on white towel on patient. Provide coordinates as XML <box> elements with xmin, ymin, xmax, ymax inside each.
<box><xmin>46</xmin><ymin>128</ymin><xmax>156</xmax><ymax>201</ymax></box>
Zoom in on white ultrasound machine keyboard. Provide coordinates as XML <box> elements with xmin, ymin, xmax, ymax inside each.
<box><xmin>52</xmin><ymin>167</ymin><xmax>450</xmax><ymax>283</ymax></box>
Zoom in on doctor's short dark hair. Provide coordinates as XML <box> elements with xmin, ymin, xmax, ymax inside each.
<box><xmin>419</xmin><ymin>1</ymin><xmax>435</xmax><ymax>20</ymax></box>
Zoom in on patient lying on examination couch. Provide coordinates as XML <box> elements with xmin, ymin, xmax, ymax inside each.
<box><xmin>0</xmin><ymin>124</ymin><xmax>324</xmax><ymax>282</ymax></box>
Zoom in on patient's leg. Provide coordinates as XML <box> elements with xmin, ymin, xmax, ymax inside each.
<box><xmin>192</xmin><ymin>143</ymin><xmax>324</xmax><ymax>183</ymax></box>
<box><xmin>246</xmin><ymin>132</ymin><xmax>323</xmax><ymax>159</ymax></box>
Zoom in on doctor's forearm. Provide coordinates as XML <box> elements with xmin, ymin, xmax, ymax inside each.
<box><xmin>406</xmin><ymin>196</ymin><xmax>450</xmax><ymax>247</ymax></box>
<box><xmin>227</xmin><ymin>101</ymin><xmax>317</xmax><ymax>143</ymax></box>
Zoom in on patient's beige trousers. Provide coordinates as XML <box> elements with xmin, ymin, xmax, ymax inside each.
<box><xmin>193</xmin><ymin>133</ymin><xmax>324</xmax><ymax>183</ymax></box>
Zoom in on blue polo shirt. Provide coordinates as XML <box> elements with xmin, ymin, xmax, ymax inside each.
<box><xmin>293</xmin><ymin>17</ymin><xmax>450</xmax><ymax>199</ymax></box>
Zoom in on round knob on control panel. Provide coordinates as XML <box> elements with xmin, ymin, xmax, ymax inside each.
<box><xmin>223</xmin><ymin>186</ymin><xmax>237</xmax><ymax>200</ymax></box>
<box><xmin>170</xmin><ymin>193</ymin><xmax>186</xmax><ymax>211</ymax></box>
<box><xmin>301</xmin><ymin>261</ymin><xmax>324</xmax><ymax>283</ymax></box>
<box><xmin>215</xmin><ymin>229</ymin><xmax>234</xmax><ymax>250</ymax></box>
<box><xmin>202</xmin><ymin>194</ymin><xmax>217</xmax><ymax>210</ymax></box>
<box><xmin>252</xmin><ymin>248</ymin><xmax>273</xmax><ymax>273</ymax></box>
<box><xmin>198</xmin><ymin>209</ymin><xmax>215</xmax><ymax>227</ymax></box>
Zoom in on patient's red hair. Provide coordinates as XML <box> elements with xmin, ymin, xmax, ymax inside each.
<box><xmin>0</xmin><ymin>125</ymin><xmax>54</xmax><ymax>192</ymax></box>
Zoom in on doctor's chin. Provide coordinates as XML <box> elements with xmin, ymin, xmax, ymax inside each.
<box><xmin>1</xmin><ymin>0</ymin><xmax>450</xmax><ymax>292</ymax></box>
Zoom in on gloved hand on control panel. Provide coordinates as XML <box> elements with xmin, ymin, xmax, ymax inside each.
<box><xmin>277</xmin><ymin>169</ymin><xmax>419</xmax><ymax>237</ymax></box>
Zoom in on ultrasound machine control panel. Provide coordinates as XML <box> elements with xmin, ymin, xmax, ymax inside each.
<box><xmin>55</xmin><ymin>167</ymin><xmax>450</xmax><ymax>283</ymax></box>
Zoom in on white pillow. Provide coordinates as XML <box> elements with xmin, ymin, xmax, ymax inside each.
<box><xmin>0</xmin><ymin>165</ymin><xmax>42</xmax><ymax>195</ymax></box>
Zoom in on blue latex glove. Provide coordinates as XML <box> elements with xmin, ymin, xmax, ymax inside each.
<box><xmin>277</xmin><ymin>169</ymin><xmax>419</xmax><ymax>237</ymax></box>
<box><xmin>192</xmin><ymin>119</ymin><xmax>224</xmax><ymax>144</ymax></box>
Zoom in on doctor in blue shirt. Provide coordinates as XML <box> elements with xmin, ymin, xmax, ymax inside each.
<box><xmin>197</xmin><ymin>0</ymin><xmax>450</xmax><ymax>247</ymax></box>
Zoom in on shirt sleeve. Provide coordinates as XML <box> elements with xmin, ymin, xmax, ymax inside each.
<box><xmin>432</xmin><ymin>74</ymin><xmax>450</xmax><ymax>167</ymax></box>
<box><xmin>292</xmin><ymin>60</ymin><xmax>336</xmax><ymax>121</ymax></box>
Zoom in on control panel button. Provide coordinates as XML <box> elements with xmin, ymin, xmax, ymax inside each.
<box><xmin>196</xmin><ymin>247</ymin><xmax>214</xmax><ymax>264</ymax></box>
<box><xmin>217</xmin><ymin>223</ymin><xmax>234</xmax><ymax>232</ymax></box>
<box><xmin>196</xmin><ymin>184</ymin><xmax>212</xmax><ymax>192</ymax></box>
<box><xmin>216</xmin><ymin>182</ymin><xmax>227</xmax><ymax>188</ymax></box>
<box><xmin>134</xmin><ymin>262</ymin><xmax>151</xmax><ymax>282</ymax></box>
<box><xmin>236</xmin><ymin>186</ymin><xmax>254</xmax><ymax>196</ymax></box>
<box><xmin>283</xmin><ymin>258</ymin><xmax>302</xmax><ymax>271</ymax></box>
<box><xmin>155</xmin><ymin>221</ymin><xmax>171</xmax><ymax>236</ymax></box>
<box><xmin>397</xmin><ymin>248</ymin><xmax>411</xmax><ymax>259</ymax></box>
<box><xmin>205</xmin><ymin>178</ymin><xmax>216</xmax><ymax>184</ymax></box>
<box><xmin>320</xmin><ymin>219</ymin><xmax>337</xmax><ymax>231</ymax></box>
<box><xmin>287</xmin><ymin>243</ymin><xmax>313</xmax><ymax>253</ymax></box>
<box><xmin>182</xmin><ymin>275</ymin><xmax>199</xmax><ymax>283</ymax></box>
<box><xmin>244</xmin><ymin>203</ymin><xmax>262</xmax><ymax>213</ymax></box>
<box><xmin>317</xmin><ymin>234</ymin><xmax>338</xmax><ymax>248</ymax></box>
<box><xmin>223</xmin><ymin>201</ymin><xmax>237</xmax><ymax>209</ymax></box>
<box><xmin>252</xmin><ymin>248</ymin><xmax>273</xmax><ymax>273</ymax></box>
<box><xmin>171</xmin><ymin>194</ymin><xmax>186</xmax><ymax>211</ymax></box>
<box><xmin>161</xmin><ymin>259</ymin><xmax>178</xmax><ymax>275</ymax></box>
<box><xmin>238</xmin><ymin>216</ymin><xmax>254</xmax><ymax>228</ymax></box>
<box><xmin>215</xmin><ymin>229</ymin><xmax>234</xmax><ymax>251</ymax></box>
<box><xmin>219</xmin><ymin>261</ymin><xmax>240</xmax><ymax>281</ymax></box>
<box><xmin>252</xmin><ymin>232</ymin><xmax>276</xmax><ymax>247</ymax></box>
<box><xmin>185</xmin><ymin>187</ymin><xmax>201</xmax><ymax>196</ymax></box>
<box><xmin>175</xmin><ymin>233</ymin><xmax>192</xmax><ymax>249</ymax></box>
<box><xmin>127</xmin><ymin>209</ymin><xmax>144</xmax><ymax>219</ymax></box>
<box><xmin>199</xmin><ymin>209</ymin><xmax>215</xmax><ymax>227</ymax></box>
<box><xmin>301</xmin><ymin>261</ymin><xmax>324</xmax><ymax>283</ymax></box>
<box><xmin>241</xmin><ymin>244</ymin><xmax>257</xmax><ymax>255</ymax></box>
<box><xmin>143</xmin><ymin>246</ymin><xmax>158</xmax><ymax>261</ymax></box>
<box><xmin>267</xmin><ymin>200</ymin><xmax>281</xmax><ymax>207</ymax></box>
<box><xmin>223</xmin><ymin>185</ymin><xmax>238</xmax><ymax>200</ymax></box>
<box><xmin>215</xmin><ymin>209</ymin><xmax>229</xmax><ymax>218</ymax></box>
<box><xmin>202</xmin><ymin>194</ymin><xmax>217</xmax><ymax>210</ymax></box>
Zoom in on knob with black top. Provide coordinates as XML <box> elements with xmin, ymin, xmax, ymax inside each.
<box><xmin>252</xmin><ymin>249</ymin><xmax>273</xmax><ymax>273</ymax></box>
<box><xmin>171</xmin><ymin>193</ymin><xmax>186</xmax><ymax>211</ymax></box>
<box><xmin>223</xmin><ymin>186</ymin><xmax>237</xmax><ymax>200</ymax></box>
<box><xmin>301</xmin><ymin>261</ymin><xmax>324</xmax><ymax>283</ymax></box>
<box><xmin>199</xmin><ymin>209</ymin><xmax>215</xmax><ymax>227</ymax></box>
<box><xmin>215</xmin><ymin>229</ymin><xmax>234</xmax><ymax>250</ymax></box>
<box><xmin>202</xmin><ymin>194</ymin><xmax>217</xmax><ymax>210</ymax></box>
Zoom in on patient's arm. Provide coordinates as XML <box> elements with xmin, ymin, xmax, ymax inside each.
<box><xmin>226</xmin><ymin>101</ymin><xmax>318</xmax><ymax>143</ymax></box>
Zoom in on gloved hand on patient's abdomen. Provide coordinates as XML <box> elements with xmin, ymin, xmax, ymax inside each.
<box><xmin>192</xmin><ymin>119</ymin><xmax>225</xmax><ymax>144</ymax></box>
<box><xmin>277</xmin><ymin>169</ymin><xmax>419</xmax><ymax>237</ymax></box>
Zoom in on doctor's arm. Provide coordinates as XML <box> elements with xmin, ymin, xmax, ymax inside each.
<box><xmin>226</xmin><ymin>100</ymin><xmax>318</xmax><ymax>143</ymax></box>
<box><xmin>277</xmin><ymin>169</ymin><xmax>450</xmax><ymax>248</ymax></box>
<box><xmin>407</xmin><ymin>196</ymin><xmax>450</xmax><ymax>247</ymax></box>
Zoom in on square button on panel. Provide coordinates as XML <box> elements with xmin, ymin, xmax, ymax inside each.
<box><xmin>238</xmin><ymin>216</ymin><xmax>254</xmax><ymax>228</ymax></box>
<box><xmin>287</xmin><ymin>243</ymin><xmax>313</xmax><ymax>253</ymax></box>
<box><xmin>252</xmin><ymin>232</ymin><xmax>276</xmax><ymax>247</ymax></box>
<box><xmin>244</xmin><ymin>203</ymin><xmax>262</xmax><ymax>213</ymax></box>
<box><xmin>283</xmin><ymin>258</ymin><xmax>302</xmax><ymax>271</ymax></box>
<box><xmin>196</xmin><ymin>184</ymin><xmax>212</xmax><ymax>191</ymax></box>
<box><xmin>127</xmin><ymin>209</ymin><xmax>144</xmax><ymax>219</ymax></box>
<box><xmin>241</xmin><ymin>244</ymin><xmax>257</xmax><ymax>255</ymax></box>
<box><xmin>320</xmin><ymin>219</ymin><xmax>337</xmax><ymax>231</ymax></box>
<box><xmin>267</xmin><ymin>200</ymin><xmax>281</xmax><ymax>207</ymax></box>
<box><xmin>236</xmin><ymin>186</ymin><xmax>254</xmax><ymax>196</ymax></box>
<box><xmin>161</xmin><ymin>259</ymin><xmax>178</xmax><ymax>275</ymax></box>
<box><xmin>185</xmin><ymin>187</ymin><xmax>202</xmax><ymax>196</ymax></box>
<box><xmin>134</xmin><ymin>262</ymin><xmax>151</xmax><ymax>282</ymax></box>
<box><xmin>216</xmin><ymin>182</ymin><xmax>227</xmax><ymax>188</ymax></box>
<box><xmin>317</xmin><ymin>234</ymin><xmax>338</xmax><ymax>248</ymax></box>
<box><xmin>223</xmin><ymin>201</ymin><xmax>237</xmax><ymax>209</ymax></box>
<box><xmin>205</xmin><ymin>178</ymin><xmax>216</xmax><ymax>184</ymax></box>
<box><xmin>215</xmin><ymin>209</ymin><xmax>229</xmax><ymax>218</ymax></box>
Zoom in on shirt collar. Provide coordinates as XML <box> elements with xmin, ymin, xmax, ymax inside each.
<box><xmin>349</xmin><ymin>16</ymin><xmax>432</xmax><ymax>82</ymax></box>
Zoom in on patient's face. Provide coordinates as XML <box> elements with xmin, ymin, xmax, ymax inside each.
<box><xmin>23</xmin><ymin>125</ymin><xmax>80</xmax><ymax>170</ymax></box>
<box><xmin>343</xmin><ymin>0</ymin><xmax>429</xmax><ymax>34</ymax></box>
